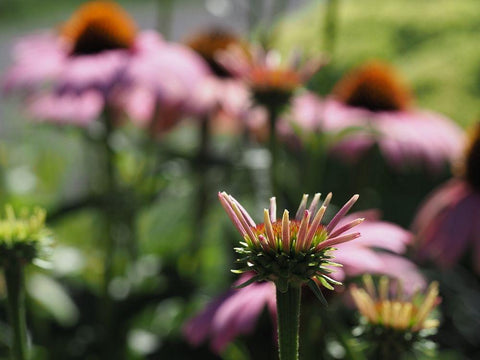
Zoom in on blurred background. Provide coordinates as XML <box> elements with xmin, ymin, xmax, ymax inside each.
<box><xmin>0</xmin><ymin>0</ymin><xmax>479</xmax><ymax>359</ymax></box>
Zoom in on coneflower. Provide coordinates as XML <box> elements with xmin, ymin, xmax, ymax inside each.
<box><xmin>218</xmin><ymin>191</ymin><xmax>362</xmax><ymax>360</ymax></box>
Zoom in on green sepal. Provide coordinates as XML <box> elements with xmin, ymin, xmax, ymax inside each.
<box><xmin>318</xmin><ymin>276</ymin><xmax>335</xmax><ymax>290</ymax></box>
<box><xmin>308</xmin><ymin>279</ymin><xmax>328</xmax><ymax>307</ymax></box>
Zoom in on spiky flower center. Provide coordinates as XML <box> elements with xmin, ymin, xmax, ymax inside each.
<box><xmin>186</xmin><ymin>28</ymin><xmax>243</xmax><ymax>78</ymax></box>
<box><xmin>61</xmin><ymin>1</ymin><xmax>137</xmax><ymax>56</ymax></box>
<box><xmin>333</xmin><ymin>61</ymin><xmax>412</xmax><ymax>112</ymax></box>
<box><xmin>462</xmin><ymin>124</ymin><xmax>480</xmax><ymax>191</ymax></box>
<box><xmin>253</xmin><ymin>220</ymin><xmax>326</xmax><ymax>250</ymax></box>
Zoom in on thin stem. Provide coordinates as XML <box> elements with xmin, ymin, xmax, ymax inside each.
<box><xmin>267</xmin><ymin>106</ymin><xmax>280</xmax><ymax>196</ymax></box>
<box><xmin>5</xmin><ymin>260</ymin><xmax>27</xmax><ymax>360</ymax></box>
<box><xmin>323</xmin><ymin>0</ymin><xmax>340</xmax><ymax>55</ymax></box>
<box><xmin>276</xmin><ymin>285</ymin><xmax>301</xmax><ymax>360</ymax></box>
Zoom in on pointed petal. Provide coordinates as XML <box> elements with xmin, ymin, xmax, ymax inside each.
<box><xmin>295</xmin><ymin>194</ymin><xmax>309</xmax><ymax>220</ymax></box>
<box><xmin>308</xmin><ymin>193</ymin><xmax>321</xmax><ymax>217</ymax></box>
<box><xmin>281</xmin><ymin>210</ymin><xmax>290</xmax><ymax>252</ymax></box>
<box><xmin>322</xmin><ymin>192</ymin><xmax>332</xmax><ymax>209</ymax></box>
<box><xmin>295</xmin><ymin>210</ymin><xmax>311</xmax><ymax>252</ymax></box>
<box><xmin>230</xmin><ymin>201</ymin><xmax>258</xmax><ymax>246</ymax></box>
<box><xmin>304</xmin><ymin>206</ymin><xmax>327</xmax><ymax>249</ymax></box>
<box><xmin>269</xmin><ymin>197</ymin><xmax>277</xmax><ymax>222</ymax></box>
<box><xmin>326</xmin><ymin>194</ymin><xmax>359</xmax><ymax>233</ymax></box>
<box><xmin>316</xmin><ymin>232</ymin><xmax>360</xmax><ymax>251</ymax></box>
<box><xmin>229</xmin><ymin>195</ymin><xmax>256</xmax><ymax>227</ymax></box>
<box><xmin>264</xmin><ymin>209</ymin><xmax>276</xmax><ymax>249</ymax></box>
<box><xmin>218</xmin><ymin>192</ymin><xmax>247</xmax><ymax>237</ymax></box>
<box><xmin>329</xmin><ymin>218</ymin><xmax>364</xmax><ymax>238</ymax></box>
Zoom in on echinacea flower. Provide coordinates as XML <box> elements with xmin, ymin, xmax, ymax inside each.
<box><xmin>3</xmin><ymin>1</ymin><xmax>166</xmax><ymax>126</ymax></box>
<box><xmin>218</xmin><ymin>192</ymin><xmax>362</xmax><ymax>296</ymax></box>
<box><xmin>114</xmin><ymin>35</ymin><xmax>210</xmax><ymax>134</ymax></box>
<box><xmin>184</xmin><ymin>28</ymin><xmax>253</xmax><ymax>134</ymax></box>
<box><xmin>0</xmin><ymin>205</ymin><xmax>51</xmax><ymax>266</ymax></box>
<box><xmin>217</xmin><ymin>46</ymin><xmax>324</xmax><ymax>110</ymax></box>
<box><xmin>413</xmin><ymin>123</ymin><xmax>480</xmax><ymax>274</ymax></box>
<box><xmin>184</xmin><ymin>211</ymin><xmax>424</xmax><ymax>353</ymax></box>
<box><xmin>350</xmin><ymin>275</ymin><xmax>440</xmax><ymax>359</ymax></box>
<box><xmin>321</xmin><ymin>61</ymin><xmax>464</xmax><ymax>171</ymax></box>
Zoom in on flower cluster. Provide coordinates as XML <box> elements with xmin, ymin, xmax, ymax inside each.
<box><xmin>0</xmin><ymin>205</ymin><xmax>51</xmax><ymax>265</ymax></box>
<box><xmin>218</xmin><ymin>192</ymin><xmax>362</xmax><ymax>295</ymax></box>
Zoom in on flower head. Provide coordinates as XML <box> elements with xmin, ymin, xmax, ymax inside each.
<box><xmin>351</xmin><ymin>275</ymin><xmax>440</xmax><ymax>358</ymax></box>
<box><xmin>2</xmin><ymin>1</ymin><xmax>169</xmax><ymax>126</ymax></box>
<box><xmin>351</xmin><ymin>275</ymin><xmax>440</xmax><ymax>332</ymax></box>
<box><xmin>184</xmin><ymin>212</ymin><xmax>424</xmax><ymax>353</ymax></box>
<box><xmin>217</xmin><ymin>46</ymin><xmax>324</xmax><ymax>109</ymax></box>
<box><xmin>333</xmin><ymin>61</ymin><xmax>412</xmax><ymax>112</ymax></box>
<box><xmin>0</xmin><ymin>205</ymin><xmax>52</xmax><ymax>265</ymax></box>
<box><xmin>186</xmin><ymin>28</ymin><xmax>246</xmax><ymax>78</ymax></box>
<box><xmin>218</xmin><ymin>192</ymin><xmax>362</xmax><ymax>295</ymax></box>
<box><xmin>318</xmin><ymin>60</ymin><xmax>464</xmax><ymax>171</ymax></box>
<box><xmin>60</xmin><ymin>0</ymin><xmax>137</xmax><ymax>55</ymax></box>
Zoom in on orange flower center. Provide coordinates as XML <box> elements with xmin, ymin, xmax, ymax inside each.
<box><xmin>60</xmin><ymin>1</ymin><xmax>137</xmax><ymax>56</ymax></box>
<box><xmin>186</xmin><ymin>28</ymin><xmax>244</xmax><ymax>77</ymax></box>
<box><xmin>333</xmin><ymin>61</ymin><xmax>412</xmax><ymax>112</ymax></box>
<box><xmin>253</xmin><ymin>220</ymin><xmax>325</xmax><ymax>242</ymax></box>
<box><xmin>250</xmin><ymin>68</ymin><xmax>301</xmax><ymax>93</ymax></box>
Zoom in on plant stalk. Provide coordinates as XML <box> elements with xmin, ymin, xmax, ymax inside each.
<box><xmin>267</xmin><ymin>106</ymin><xmax>280</xmax><ymax>196</ymax></box>
<box><xmin>276</xmin><ymin>285</ymin><xmax>301</xmax><ymax>360</ymax></box>
<box><xmin>323</xmin><ymin>0</ymin><xmax>340</xmax><ymax>55</ymax></box>
<box><xmin>5</xmin><ymin>260</ymin><xmax>28</xmax><ymax>360</ymax></box>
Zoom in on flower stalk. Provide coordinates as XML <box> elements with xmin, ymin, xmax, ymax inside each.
<box><xmin>5</xmin><ymin>259</ymin><xmax>28</xmax><ymax>360</ymax></box>
<box><xmin>276</xmin><ymin>285</ymin><xmax>301</xmax><ymax>360</ymax></box>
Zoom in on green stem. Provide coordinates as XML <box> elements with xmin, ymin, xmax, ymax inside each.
<box><xmin>267</xmin><ymin>106</ymin><xmax>279</xmax><ymax>196</ymax></box>
<box><xmin>276</xmin><ymin>285</ymin><xmax>301</xmax><ymax>360</ymax></box>
<box><xmin>5</xmin><ymin>260</ymin><xmax>28</xmax><ymax>360</ymax></box>
<box><xmin>323</xmin><ymin>0</ymin><xmax>340</xmax><ymax>55</ymax></box>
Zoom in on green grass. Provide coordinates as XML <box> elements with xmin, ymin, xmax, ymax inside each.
<box><xmin>275</xmin><ymin>0</ymin><xmax>480</xmax><ymax>128</ymax></box>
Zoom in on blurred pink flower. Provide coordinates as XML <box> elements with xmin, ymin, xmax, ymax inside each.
<box><xmin>115</xmin><ymin>37</ymin><xmax>211</xmax><ymax>134</ymax></box>
<box><xmin>413</xmin><ymin>124</ymin><xmax>480</xmax><ymax>273</ymax></box>
<box><xmin>287</xmin><ymin>61</ymin><xmax>464</xmax><ymax>172</ymax></box>
<box><xmin>217</xmin><ymin>45</ymin><xmax>324</xmax><ymax>108</ymax></box>
<box><xmin>3</xmin><ymin>1</ymin><xmax>185</xmax><ymax>127</ymax></box>
<box><xmin>183</xmin><ymin>210</ymin><xmax>423</xmax><ymax>353</ymax></box>
<box><xmin>183</xmin><ymin>274</ymin><xmax>276</xmax><ymax>354</ymax></box>
<box><xmin>413</xmin><ymin>179</ymin><xmax>480</xmax><ymax>273</ymax></box>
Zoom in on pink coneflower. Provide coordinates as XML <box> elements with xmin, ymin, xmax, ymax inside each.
<box><xmin>219</xmin><ymin>191</ymin><xmax>362</xmax><ymax>293</ymax></box>
<box><xmin>184</xmin><ymin>28</ymin><xmax>253</xmax><ymax>134</ymax></box>
<box><xmin>413</xmin><ymin>123</ymin><xmax>480</xmax><ymax>274</ymax></box>
<box><xmin>3</xmin><ymin>1</ymin><xmax>180</xmax><ymax>127</ymax></box>
<box><xmin>320</xmin><ymin>61</ymin><xmax>464</xmax><ymax>171</ymax></box>
<box><xmin>217</xmin><ymin>46</ymin><xmax>324</xmax><ymax>110</ymax></box>
<box><xmin>184</xmin><ymin>210</ymin><xmax>424</xmax><ymax>353</ymax></box>
<box><xmin>115</xmin><ymin>35</ymin><xmax>210</xmax><ymax>134</ymax></box>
